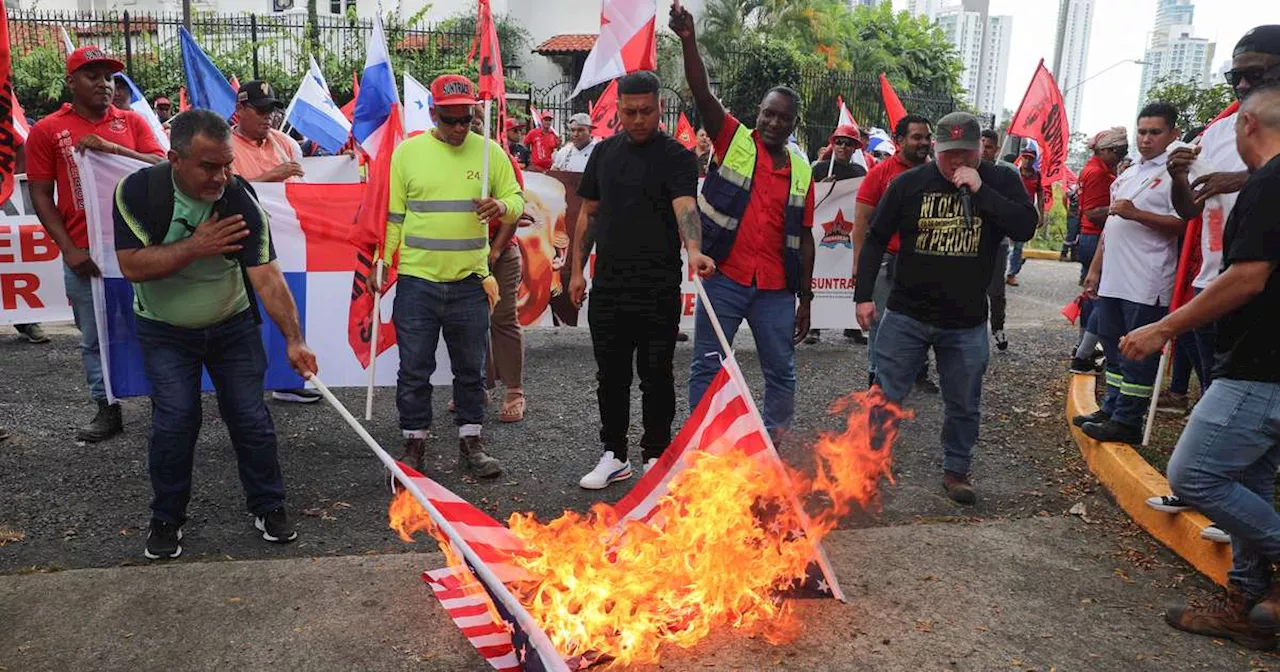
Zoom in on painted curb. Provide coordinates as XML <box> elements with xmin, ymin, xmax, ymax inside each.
<box><xmin>1022</xmin><ymin>249</ymin><xmax>1063</xmax><ymax>261</ymax></box>
<box><xmin>1066</xmin><ymin>373</ymin><xmax>1231</xmax><ymax>585</ymax></box>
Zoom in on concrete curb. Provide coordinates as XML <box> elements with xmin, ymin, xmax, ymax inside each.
<box><xmin>1022</xmin><ymin>249</ymin><xmax>1063</xmax><ymax>261</ymax></box>
<box><xmin>1066</xmin><ymin>373</ymin><xmax>1231</xmax><ymax>585</ymax></box>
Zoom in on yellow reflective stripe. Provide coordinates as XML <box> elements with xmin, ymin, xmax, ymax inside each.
<box><xmin>404</xmin><ymin>236</ymin><xmax>488</xmax><ymax>251</ymax></box>
<box><xmin>787</xmin><ymin>192</ymin><xmax>806</xmax><ymax>208</ymax></box>
<box><xmin>788</xmin><ymin>147</ymin><xmax>813</xmax><ymax>197</ymax></box>
<box><xmin>785</xmin><ymin>234</ymin><xmax>802</xmax><ymax>250</ymax></box>
<box><xmin>1120</xmin><ymin>382</ymin><xmax>1155</xmax><ymax>398</ymax></box>
<box><xmin>720</xmin><ymin>125</ymin><xmax>758</xmax><ymax>186</ymax></box>
<box><xmin>388</xmin><ymin>212</ymin><xmax>405</xmax><ymax>223</ymax></box>
<box><xmin>697</xmin><ymin>192</ymin><xmax>739</xmax><ymax>231</ymax></box>
<box><xmin>407</xmin><ymin>199</ymin><xmax>476</xmax><ymax>213</ymax></box>
<box><xmin>114</xmin><ymin>180</ymin><xmax>150</xmax><ymax>246</ymax></box>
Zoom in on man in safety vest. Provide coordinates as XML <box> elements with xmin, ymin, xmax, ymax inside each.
<box><xmin>371</xmin><ymin>75</ymin><xmax>525</xmax><ymax>478</ymax></box>
<box><xmin>672</xmin><ymin>4</ymin><xmax>817</xmax><ymax>440</ymax></box>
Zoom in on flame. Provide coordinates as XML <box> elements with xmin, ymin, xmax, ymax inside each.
<box><xmin>389</xmin><ymin>388</ymin><xmax>910</xmax><ymax>667</ymax></box>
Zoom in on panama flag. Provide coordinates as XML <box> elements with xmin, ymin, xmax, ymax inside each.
<box><xmin>570</xmin><ymin>0</ymin><xmax>657</xmax><ymax>98</ymax></box>
<box><xmin>179</xmin><ymin>27</ymin><xmax>237</xmax><ymax>119</ymax></box>
<box><xmin>76</xmin><ymin>151</ymin><xmax>449</xmax><ymax>402</ymax></box>
<box><xmin>115</xmin><ymin>72</ymin><xmax>170</xmax><ymax>151</ymax></box>
<box><xmin>352</xmin><ymin>13</ymin><xmax>400</xmax><ymax>159</ymax></box>
<box><xmin>285</xmin><ymin>55</ymin><xmax>352</xmax><ymax>154</ymax></box>
<box><xmin>402</xmin><ymin>71</ymin><xmax>435</xmax><ymax>136</ymax></box>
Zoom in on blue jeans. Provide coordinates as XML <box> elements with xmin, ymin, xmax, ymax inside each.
<box><xmin>873</xmin><ymin>310</ymin><xmax>990</xmax><ymax>475</ymax></box>
<box><xmin>393</xmin><ymin>274</ymin><xmax>490</xmax><ymax>436</ymax></box>
<box><xmin>1007</xmin><ymin>241</ymin><xmax>1026</xmax><ymax>277</ymax></box>
<box><xmin>134</xmin><ymin>310</ymin><xmax>285</xmax><ymax>524</ymax></box>
<box><xmin>1170</xmin><ymin>287</ymin><xmax>1216</xmax><ymax>395</ymax></box>
<box><xmin>866</xmin><ymin>254</ymin><xmax>895</xmax><ymax>379</ymax></box>
<box><xmin>690</xmin><ymin>273</ymin><xmax>796</xmax><ymax>437</ymax></box>
<box><xmin>1096</xmin><ymin>297</ymin><xmax>1167</xmax><ymax>427</ymax></box>
<box><xmin>1076</xmin><ymin>233</ymin><xmax>1100</xmax><ymax>285</ymax></box>
<box><xmin>1168</xmin><ymin>379</ymin><xmax>1280</xmax><ymax>598</ymax></box>
<box><xmin>64</xmin><ymin>263</ymin><xmax>105</xmax><ymax>402</ymax></box>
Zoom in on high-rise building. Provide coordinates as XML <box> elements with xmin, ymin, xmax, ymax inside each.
<box><xmin>1138</xmin><ymin>0</ymin><xmax>1215</xmax><ymax>110</ymax></box>
<box><xmin>935</xmin><ymin>0</ymin><xmax>1012</xmax><ymax>117</ymax></box>
<box><xmin>848</xmin><ymin>0</ymin><xmax>889</xmax><ymax>8</ymax></box>
<box><xmin>905</xmin><ymin>0</ymin><xmax>944</xmax><ymax>21</ymax></box>
<box><xmin>1152</xmin><ymin>0</ymin><xmax>1195</xmax><ymax>47</ymax></box>
<box><xmin>1051</xmin><ymin>0</ymin><xmax>1094</xmax><ymax>134</ymax></box>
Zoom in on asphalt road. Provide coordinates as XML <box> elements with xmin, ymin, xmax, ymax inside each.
<box><xmin>1</xmin><ymin>259</ymin><xmax>1274</xmax><ymax>670</ymax></box>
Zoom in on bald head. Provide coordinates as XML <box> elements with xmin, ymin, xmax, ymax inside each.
<box><xmin>1236</xmin><ymin>84</ymin><xmax>1280</xmax><ymax>170</ymax></box>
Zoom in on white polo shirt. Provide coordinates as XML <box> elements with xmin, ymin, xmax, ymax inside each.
<box><xmin>1098</xmin><ymin>148</ymin><xmax>1182</xmax><ymax>306</ymax></box>
<box><xmin>1192</xmin><ymin>112</ymin><xmax>1247</xmax><ymax>289</ymax></box>
<box><xmin>552</xmin><ymin>140</ymin><xmax>597</xmax><ymax>172</ymax></box>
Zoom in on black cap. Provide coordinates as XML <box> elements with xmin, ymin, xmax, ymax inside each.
<box><xmin>1235</xmin><ymin>25</ymin><xmax>1280</xmax><ymax>57</ymax></box>
<box><xmin>237</xmin><ymin>80</ymin><xmax>284</xmax><ymax>109</ymax></box>
<box><xmin>935</xmin><ymin>112</ymin><xmax>982</xmax><ymax>152</ymax></box>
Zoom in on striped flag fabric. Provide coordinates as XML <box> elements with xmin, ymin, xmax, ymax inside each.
<box><xmin>115</xmin><ymin>72</ymin><xmax>170</xmax><ymax>151</ymax></box>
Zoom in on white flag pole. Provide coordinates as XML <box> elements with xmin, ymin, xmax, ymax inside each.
<box><xmin>480</xmin><ymin>99</ymin><xmax>493</xmax><ymax>200</ymax></box>
<box><xmin>364</xmin><ymin>257</ymin><xmax>383</xmax><ymax>421</ymax></box>
<box><xmin>306</xmin><ymin>374</ymin><xmax>571</xmax><ymax>672</ymax></box>
<box><xmin>691</xmin><ymin>275</ymin><xmax>847</xmax><ymax>602</ymax></box>
<box><xmin>1143</xmin><ymin>345</ymin><xmax>1170</xmax><ymax>446</ymax></box>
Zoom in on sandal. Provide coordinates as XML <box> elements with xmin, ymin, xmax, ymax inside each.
<box><xmin>499</xmin><ymin>393</ymin><xmax>526</xmax><ymax>423</ymax></box>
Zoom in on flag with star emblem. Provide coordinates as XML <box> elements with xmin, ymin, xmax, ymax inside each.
<box><xmin>674</xmin><ymin>112</ymin><xmax>696</xmax><ymax>150</ymax></box>
<box><xmin>285</xmin><ymin>55</ymin><xmax>352</xmax><ymax>154</ymax></box>
<box><xmin>403</xmin><ymin>71</ymin><xmax>436</xmax><ymax>136</ymax></box>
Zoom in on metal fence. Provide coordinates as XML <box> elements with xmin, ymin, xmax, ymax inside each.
<box><xmin>529</xmin><ymin>79</ymin><xmax>690</xmax><ymax>137</ymax></box>
<box><xmin>7</xmin><ymin>9</ymin><xmax>484</xmax><ymax>115</ymax></box>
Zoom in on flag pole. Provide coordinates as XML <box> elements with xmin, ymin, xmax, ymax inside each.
<box><xmin>1143</xmin><ymin>345</ymin><xmax>1170</xmax><ymax>446</ymax></box>
<box><xmin>364</xmin><ymin>257</ymin><xmax>383</xmax><ymax>421</ymax></box>
<box><xmin>480</xmin><ymin>99</ymin><xmax>492</xmax><ymax>200</ymax></box>
<box><xmin>306</xmin><ymin>374</ymin><xmax>571</xmax><ymax>672</ymax></box>
<box><xmin>691</xmin><ymin>275</ymin><xmax>847</xmax><ymax>602</ymax></box>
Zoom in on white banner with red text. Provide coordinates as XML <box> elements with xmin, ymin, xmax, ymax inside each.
<box><xmin>0</xmin><ymin>216</ymin><xmax>73</xmax><ymax>325</ymax></box>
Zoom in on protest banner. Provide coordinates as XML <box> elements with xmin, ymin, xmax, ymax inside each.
<box><xmin>0</xmin><ymin>216</ymin><xmax>71</xmax><ymax>325</ymax></box>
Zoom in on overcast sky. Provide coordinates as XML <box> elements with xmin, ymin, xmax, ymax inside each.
<box><xmin>892</xmin><ymin>0</ymin><xmax>1273</xmax><ymax>136</ymax></box>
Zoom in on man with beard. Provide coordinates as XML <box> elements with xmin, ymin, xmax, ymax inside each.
<box><xmin>570</xmin><ymin>71</ymin><xmax>713</xmax><ymax>489</ymax></box>
<box><xmin>25</xmin><ymin>46</ymin><xmax>165</xmax><ymax>443</ymax></box>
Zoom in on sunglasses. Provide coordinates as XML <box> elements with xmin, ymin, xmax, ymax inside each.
<box><xmin>438</xmin><ymin>112</ymin><xmax>474</xmax><ymax>127</ymax></box>
<box><xmin>1224</xmin><ymin>62</ymin><xmax>1280</xmax><ymax>88</ymax></box>
<box><xmin>833</xmin><ymin>138</ymin><xmax>858</xmax><ymax>147</ymax></box>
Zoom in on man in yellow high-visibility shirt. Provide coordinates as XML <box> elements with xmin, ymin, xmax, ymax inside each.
<box><xmin>371</xmin><ymin>75</ymin><xmax>524</xmax><ymax>477</ymax></box>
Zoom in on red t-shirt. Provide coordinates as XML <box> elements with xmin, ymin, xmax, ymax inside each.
<box><xmin>1076</xmin><ymin>155</ymin><xmax>1115</xmax><ymax>236</ymax></box>
<box><xmin>523</xmin><ymin>128</ymin><xmax>558</xmax><ymax>171</ymax></box>
<box><xmin>25</xmin><ymin>104</ymin><xmax>165</xmax><ymax>248</ymax></box>
<box><xmin>713</xmin><ymin>115</ymin><xmax>815</xmax><ymax>291</ymax></box>
<box><xmin>856</xmin><ymin>153</ymin><xmax>917</xmax><ymax>254</ymax></box>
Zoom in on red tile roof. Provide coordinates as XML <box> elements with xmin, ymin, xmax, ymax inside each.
<box><xmin>534</xmin><ymin>34</ymin><xmax>597</xmax><ymax>54</ymax></box>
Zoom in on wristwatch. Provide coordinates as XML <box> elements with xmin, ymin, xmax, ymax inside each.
<box><xmin>797</xmin><ymin>289</ymin><xmax>815</xmax><ymax>302</ymax></box>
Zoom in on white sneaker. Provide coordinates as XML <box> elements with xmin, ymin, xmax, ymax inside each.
<box><xmin>579</xmin><ymin>451</ymin><xmax>632</xmax><ymax>490</ymax></box>
<box><xmin>1201</xmin><ymin>524</ymin><xmax>1231</xmax><ymax>544</ymax></box>
<box><xmin>272</xmin><ymin>389</ymin><xmax>322</xmax><ymax>404</ymax></box>
<box><xmin>642</xmin><ymin>458</ymin><xmax>659</xmax><ymax>476</ymax></box>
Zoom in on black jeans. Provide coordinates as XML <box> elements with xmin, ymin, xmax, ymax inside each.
<box><xmin>588</xmin><ymin>287</ymin><xmax>679</xmax><ymax>461</ymax></box>
<box><xmin>134</xmin><ymin>310</ymin><xmax>285</xmax><ymax>525</ymax></box>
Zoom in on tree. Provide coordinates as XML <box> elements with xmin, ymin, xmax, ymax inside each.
<box><xmin>1144</xmin><ymin>77</ymin><xmax>1235</xmax><ymax>131</ymax></box>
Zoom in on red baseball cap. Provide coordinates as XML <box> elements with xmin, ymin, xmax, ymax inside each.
<box><xmin>430</xmin><ymin>75</ymin><xmax>478</xmax><ymax>106</ymax></box>
<box><xmin>504</xmin><ymin>118</ymin><xmax>525</xmax><ymax>130</ymax></box>
<box><xmin>66</xmin><ymin>46</ymin><xmax>124</xmax><ymax>75</ymax></box>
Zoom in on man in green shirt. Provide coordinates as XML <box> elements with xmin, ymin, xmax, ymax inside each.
<box><xmin>112</xmin><ymin>110</ymin><xmax>318</xmax><ymax>561</ymax></box>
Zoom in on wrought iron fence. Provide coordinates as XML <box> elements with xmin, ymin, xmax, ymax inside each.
<box><xmin>6</xmin><ymin>9</ymin><xmax>494</xmax><ymax>117</ymax></box>
<box><xmin>529</xmin><ymin>79</ymin><xmax>690</xmax><ymax>137</ymax></box>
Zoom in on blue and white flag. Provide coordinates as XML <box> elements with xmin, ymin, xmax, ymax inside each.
<box><xmin>179</xmin><ymin>27</ymin><xmax>237</xmax><ymax>119</ymax></box>
<box><xmin>115</xmin><ymin>72</ymin><xmax>170</xmax><ymax>151</ymax></box>
<box><xmin>352</xmin><ymin>14</ymin><xmax>400</xmax><ymax>159</ymax></box>
<box><xmin>402</xmin><ymin>71</ymin><xmax>435</xmax><ymax>135</ymax></box>
<box><xmin>286</xmin><ymin>56</ymin><xmax>351</xmax><ymax>154</ymax></box>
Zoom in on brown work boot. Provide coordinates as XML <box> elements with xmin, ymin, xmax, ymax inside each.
<box><xmin>943</xmin><ymin>470</ymin><xmax>976</xmax><ymax>505</ymax></box>
<box><xmin>1250</xmin><ymin>580</ymin><xmax>1280</xmax><ymax>634</ymax></box>
<box><xmin>459</xmin><ymin>436</ymin><xmax>502</xmax><ymax>478</ymax></box>
<box><xmin>1166</xmin><ymin>588</ymin><xmax>1275</xmax><ymax>650</ymax></box>
<box><xmin>399</xmin><ymin>438</ymin><xmax>426</xmax><ymax>472</ymax></box>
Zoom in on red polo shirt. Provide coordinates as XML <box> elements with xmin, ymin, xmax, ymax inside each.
<box><xmin>25</xmin><ymin>104</ymin><xmax>165</xmax><ymax>248</ymax></box>
<box><xmin>713</xmin><ymin>115</ymin><xmax>815</xmax><ymax>291</ymax></box>
<box><xmin>1076</xmin><ymin>155</ymin><xmax>1115</xmax><ymax>236</ymax></box>
<box><xmin>856</xmin><ymin>153</ymin><xmax>917</xmax><ymax>254</ymax></box>
<box><xmin>523</xmin><ymin>127</ymin><xmax>558</xmax><ymax>171</ymax></box>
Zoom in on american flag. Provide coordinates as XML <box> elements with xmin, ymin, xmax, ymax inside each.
<box><xmin>408</xmin><ymin>355</ymin><xmax>842</xmax><ymax>670</ymax></box>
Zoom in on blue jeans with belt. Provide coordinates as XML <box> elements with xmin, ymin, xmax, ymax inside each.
<box><xmin>393</xmin><ymin>274</ymin><xmax>490</xmax><ymax>437</ymax></box>
<box><xmin>135</xmin><ymin>310</ymin><xmax>285</xmax><ymax>524</ymax></box>
<box><xmin>1168</xmin><ymin>379</ymin><xmax>1280</xmax><ymax>598</ymax></box>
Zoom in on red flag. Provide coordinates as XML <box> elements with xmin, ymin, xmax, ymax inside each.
<box><xmin>675</xmin><ymin>112</ymin><xmax>696</xmax><ymax>149</ymax></box>
<box><xmin>879</xmin><ymin>73</ymin><xmax>907</xmax><ymax>134</ymax></box>
<box><xmin>341</xmin><ymin>72</ymin><xmax>359</xmax><ymax>122</ymax></box>
<box><xmin>591</xmin><ymin>80</ymin><xmax>619</xmax><ymax>139</ymax></box>
<box><xmin>228</xmin><ymin>76</ymin><xmax>241</xmax><ymax>126</ymax></box>
<box><xmin>347</xmin><ymin>104</ymin><xmax>404</xmax><ymax>368</ymax></box>
<box><xmin>469</xmin><ymin>0</ymin><xmax>507</xmax><ymax>139</ymax></box>
<box><xmin>178</xmin><ymin>87</ymin><xmax>190</xmax><ymax>112</ymax></box>
<box><xmin>10</xmin><ymin>89</ymin><xmax>28</xmax><ymax>142</ymax></box>
<box><xmin>1168</xmin><ymin>105</ymin><xmax>1235</xmax><ymax>314</ymax></box>
<box><xmin>1009</xmin><ymin>60</ymin><xmax>1071</xmax><ymax>188</ymax></box>
<box><xmin>0</xmin><ymin>3</ymin><xmax>18</xmax><ymax>205</ymax></box>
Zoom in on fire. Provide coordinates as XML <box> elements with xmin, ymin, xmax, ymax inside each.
<box><xmin>389</xmin><ymin>388</ymin><xmax>910</xmax><ymax>667</ymax></box>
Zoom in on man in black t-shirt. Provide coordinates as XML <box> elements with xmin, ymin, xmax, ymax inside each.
<box><xmin>854</xmin><ymin>112</ymin><xmax>1037</xmax><ymax>505</ymax></box>
<box><xmin>1120</xmin><ymin>82</ymin><xmax>1280</xmax><ymax>649</ymax></box>
<box><xmin>505</xmin><ymin>118</ymin><xmax>531</xmax><ymax>168</ymax></box>
<box><xmin>568</xmin><ymin>71</ymin><xmax>715</xmax><ymax>491</ymax></box>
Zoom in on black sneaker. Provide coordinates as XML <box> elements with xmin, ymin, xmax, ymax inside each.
<box><xmin>1146</xmin><ymin>495</ymin><xmax>1192</xmax><ymax>513</ymax></box>
<box><xmin>845</xmin><ymin>328</ymin><xmax>868</xmax><ymax>344</ymax></box>
<box><xmin>255</xmin><ymin>507</ymin><xmax>298</xmax><ymax>543</ymax></box>
<box><xmin>76</xmin><ymin>400</ymin><xmax>123</xmax><ymax>443</ymax></box>
<box><xmin>1072</xmin><ymin>409</ymin><xmax>1109</xmax><ymax>428</ymax></box>
<box><xmin>1082</xmin><ymin>419</ymin><xmax>1142</xmax><ymax>445</ymax></box>
<box><xmin>804</xmin><ymin>329</ymin><xmax>821</xmax><ymax>345</ymax></box>
<box><xmin>1069</xmin><ymin>357</ymin><xmax>1099</xmax><ymax>375</ymax></box>
<box><xmin>144</xmin><ymin>519</ymin><xmax>183</xmax><ymax>560</ymax></box>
